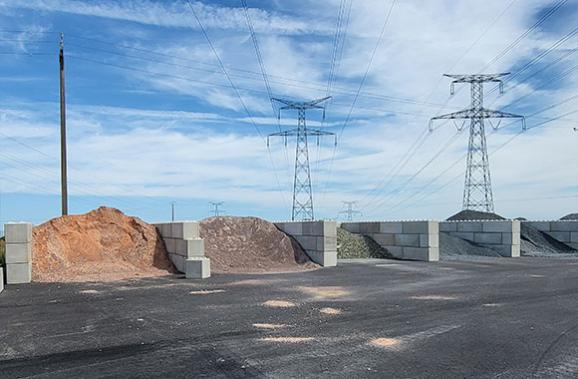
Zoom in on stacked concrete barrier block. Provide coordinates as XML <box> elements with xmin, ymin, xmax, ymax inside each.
<box><xmin>341</xmin><ymin>221</ymin><xmax>439</xmax><ymax>261</ymax></box>
<box><xmin>0</xmin><ymin>268</ymin><xmax>4</xmax><ymax>293</ymax></box>
<box><xmin>274</xmin><ymin>221</ymin><xmax>337</xmax><ymax>267</ymax></box>
<box><xmin>153</xmin><ymin>221</ymin><xmax>210</xmax><ymax>279</ymax></box>
<box><xmin>440</xmin><ymin>220</ymin><xmax>521</xmax><ymax>257</ymax></box>
<box><xmin>5</xmin><ymin>222</ymin><xmax>33</xmax><ymax>284</ymax></box>
<box><xmin>523</xmin><ymin>221</ymin><xmax>578</xmax><ymax>250</ymax></box>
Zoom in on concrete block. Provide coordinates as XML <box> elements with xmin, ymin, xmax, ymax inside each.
<box><xmin>429</xmin><ymin>221</ymin><xmax>439</xmax><ymax>235</ymax></box>
<box><xmin>420</xmin><ymin>233</ymin><xmax>439</xmax><ymax>248</ymax></box>
<box><xmin>457</xmin><ymin>222</ymin><xmax>483</xmax><ymax>232</ymax></box>
<box><xmin>550</xmin><ymin>222</ymin><xmax>578</xmax><ymax>232</ymax></box>
<box><xmin>474</xmin><ymin>232</ymin><xmax>502</xmax><ymax>245</ymax></box>
<box><xmin>171</xmin><ymin>222</ymin><xmax>200</xmax><ymax>240</ymax></box>
<box><xmin>525</xmin><ymin>221</ymin><xmax>551</xmax><ymax>232</ymax></box>
<box><xmin>6</xmin><ymin>262</ymin><xmax>31</xmax><ymax>284</ymax></box>
<box><xmin>0</xmin><ymin>268</ymin><xmax>3</xmax><ymax>294</ymax></box>
<box><xmin>170</xmin><ymin>253</ymin><xmax>186</xmax><ymax>273</ymax></box>
<box><xmin>360</xmin><ymin>222</ymin><xmax>380</xmax><ymax>234</ymax></box>
<box><xmin>317</xmin><ymin>236</ymin><xmax>337</xmax><ymax>251</ymax></box>
<box><xmin>482</xmin><ymin>222</ymin><xmax>512</xmax><ymax>233</ymax></box>
<box><xmin>568</xmin><ymin>243</ymin><xmax>578</xmax><ymax>250</ymax></box>
<box><xmin>306</xmin><ymin>250</ymin><xmax>337</xmax><ymax>267</ymax></box>
<box><xmin>276</xmin><ymin>222</ymin><xmax>303</xmax><ymax>236</ymax></box>
<box><xmin>341</xmin><ymin>222</ymin><xmax>359</xmax><ymax>233</ymax></box>
<box><xmin>387</xmin><ymin>246</ymin><xmax>404</xmax><ymax>259</ymax></box>
<box><xmin>502</xmin><ymin>232</ymin><xmax>521</xmax><ymax>246</ymax></box>
<box><xmin>494</xmin><ymin>244</ymin><xmax>520</xmax><ymax>258</ymax></box>
<box><xmin>165</xmin><ymin>238</ymin><xmax>177</xmax><ymax>254</ymax></box>
<box><xmin>5</xmin><ymin>223</ymin><xmax>33</xmax><ymax>243</ymax></box>
<box><xmin>5</xmin><ymin>243</ymin><xmax>32</xmax><ymax>264</ymax></box>
<box><xmin>302</xmin><ymin>221</ymin><xmax>322</xmax><ymax>236</ymax></box>
<box><xmin>548</xmin><ymin>231</ymin><xmax>572</xmax><ymax>243</ymax></box>
<box><xmin>395</xmin><ymin>233</ymin><xmax>420</xmax><ymax>247</ymax></box>
<box><xmin>402</xmin><ymin>221</ymin><xmax>429</xmax><ymax>234</ymax></box>
<box><xmin>452</xmin><ymin>232</ymin><xmax>475</xmax><ymax>241</ymax></box>
<box><xmin>371</xmin><ymin>233</ymin><xmax>396</xmax><ymax>246</ymax></box>
<box><xmin>512</xmin><ymin>220</ymin><xmax>521</xmax><ymax>234</ymax></box>
<box><xmin>571</xmin><ymin>232</ymin><xmax>578</xmax><ymax>243</ymax></box>
<box><xmin>186</xmin><ymin>239</ymin><xmax>205</xmax><ymax>258</ymax></box>
<box><xmin>186</xmin><ymin>257</ymin><xmax>211</xmax><ymax>279</ymax></box>
<box><xmin>439</xmin><ymin>222</ymin><xmax>457</xmax><ymax>232</ymax></box>
<box><xmin>379</xmin><ymin>222</ymin><xmax>403</xmax><ymax>234</ymax></box>
<box><xmin>402</xmin><ymin>247</ymin><xmax>432</xmax><ymax>261</ymax></box>
<box><xmin>323</xmin><ymin>221</ymin><xmax>337</xmax><ymax>238</ymax></box>
<box><xmin>154</xmin><ymin>223</ymin><xmax>169</xmax><ymax>237</ymax></box>
<box><xmin>297</xmin><ymin>235</ymin><xmax>318</xmax><ymax>251</ymax></box>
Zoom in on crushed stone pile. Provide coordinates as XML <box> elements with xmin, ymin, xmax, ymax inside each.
<box><xmin>560</xmin><ymin>213</ymin><xmax>578</xmax><ymax>220</ymax></box>
<box><xmin>337</xmin><ymin>227</ymin><xmax>393</xmax><ymax>259</ymax></box>
<box><xmin>199</xmin><ymin>216</ymin><xmax>319</xmax><ymax>273</ymax></box>
<box><xmin>439</xmin><ymin>232</ymin><xmax>501</xmax><ymax>259</ymax></box>
<box><xmin>447</xmin><ymin>210</ymin><xmax>505</xmax><ymax>221</ymax></box>
<box><xmin>520</xmin><ymin>223</ymin><xmax>577</xmax><ymax>257</ymax></box>
<box><xmin>32</xmin><ymin>207</ymin><xmax>175</xmax><ymax>282</ymax></box>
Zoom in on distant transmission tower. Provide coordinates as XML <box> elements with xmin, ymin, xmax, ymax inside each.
<box><xmin>339</xmin><ymin>201</ymin><xmax>362</xmax><ymax>221</ymax></box>
<box><xmin>268</xmin><ymin>97</ymin><xmax>336</xmax><ymax>221</ymax></box>
<box><xmin>209</xmin><ymin>201</ymin><xmax>224</xmax><ymax>217</ymax></box>
<box><xmin>430</xmin><ymin>73</ymin><xmax>525</xmax><ymax>212</ymax></box>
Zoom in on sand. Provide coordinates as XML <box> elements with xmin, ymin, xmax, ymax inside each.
<box><xmin>32</xmin><ymin>207</ymin><xmax>174</xmax><ymax>282</ymax></box>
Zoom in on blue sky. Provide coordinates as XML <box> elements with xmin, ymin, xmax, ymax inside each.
<box><xmin>0</xmin><ymin>0</ymin><xmax>577</xmax><ymax>229</ymax></box>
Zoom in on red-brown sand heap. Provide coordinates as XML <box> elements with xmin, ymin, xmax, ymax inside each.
<box><xmin>32</xmin><ymin>207</ymin><xmax>175</xmax><ymax>282</ymax></box>
<box><xmin>200</xmin><ymin>216</ymin><xmax>318</xmax><ymax>274</ymax></box>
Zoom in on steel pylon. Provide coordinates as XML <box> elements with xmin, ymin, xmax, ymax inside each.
<box><xmin>430</xmin><ymin>73</ymin><xmax>526</xmax><ymax>212</ymax></box>
<box><xmin>267</xmin><ymin>97</ymin><xmax>336</xmax><ymax>221</ymax></box>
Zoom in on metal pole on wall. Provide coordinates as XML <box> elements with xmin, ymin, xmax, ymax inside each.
<box><xmin>59</xmin><ymin>32</ymin><xmax>68</xmax><ymax>216</ymax></box>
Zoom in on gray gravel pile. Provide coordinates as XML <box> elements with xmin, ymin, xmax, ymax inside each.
<box><xmin>439</xmin><ymin>232</ymin><xmax>501</xmax><ymax>259</ymax></box>
<box><xmin>337</xmin><ymin>227</ymin><xmax>394</xmax><ymax>259</ymax></box>
<box><xmin>520</xmin><ymin>223</ymin><xmax>577</xmax><ymax>257</ymax></box>
<box><xmin>447</xmin><ymin>210</ymin><xmax>505</xmax><ymax>221</ymax></box>
<box><xmin>560</xmin><ymin>213</ymin><xmax>578</xmax><ymax>220</ymax></box>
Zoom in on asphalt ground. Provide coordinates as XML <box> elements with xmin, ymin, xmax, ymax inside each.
<box><xmin>2</xmin><ymin>257</ymin><xmax>578</xmax><ymax>378</ymax></box>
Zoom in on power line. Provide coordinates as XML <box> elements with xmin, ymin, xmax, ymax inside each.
<box><xmin>209</xmin><ymin>201</ymin><xmax>225</xmax><ymax>217</ymax></box>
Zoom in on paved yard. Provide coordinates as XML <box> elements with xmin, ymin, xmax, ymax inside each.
<box><xmin>1</xmin><ymin>257</ymin><xmax>578</xmax><ymax>378</ymax></box>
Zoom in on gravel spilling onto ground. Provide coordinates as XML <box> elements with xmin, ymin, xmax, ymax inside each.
<box><xmin>32</xmin><ymin>207</ymin><xmax>175</xmax><ymax>282</ymax></box>
<box><xmin>439</xmin><ymin>232</ymin><xmax>501</xmax><ymax>258</ymax></box>
<box><xmin>520</xmin><ymin>223</ymin><xmax>577</xmax><ymax>257</ymax></box>
<box><xmin>199</xmin><ymin>216</ymin><xmax>318</xmax><ymax>274</ymax></box>
<box><xmin>447</xmin><ymin>210</ymin><xmax>505</xmax><ymax>221</ymax></box>
<box><xmin>337</xmin><ymin>227</ymin><xmax>394</xmax><ymax>259</ymax></box>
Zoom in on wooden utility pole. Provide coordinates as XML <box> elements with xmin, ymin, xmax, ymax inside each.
<box><xmin>59</xmin><ymin>32</ymin><xmax>68</xmax><ymax>216</ymax></box>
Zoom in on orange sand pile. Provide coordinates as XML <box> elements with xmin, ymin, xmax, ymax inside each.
<box><xmin>32</xmin><ymin>207</ymin><xmax>174</xmax><ymax>282</ymax></box>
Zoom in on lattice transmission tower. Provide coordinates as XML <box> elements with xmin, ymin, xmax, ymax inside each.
<box><xmin>339</xmin><ymin>201</ymin><xmax>362</xmax><ymax>221</ymax></box>
<box><xmin>268</xmin><ymin>97</ymin><xmax>336</xmax><ymax>221</ymax></box>
<box><xmin>430</xmin><ymin>73</ymin><xmax>525</xmax><ymax>212</ymax></box>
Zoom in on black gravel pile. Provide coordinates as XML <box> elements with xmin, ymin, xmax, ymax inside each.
<box><xmin>337</xmin><ymin>227</ymin><xmax>394</xmax><ymax>259</ymax></box>
<box><xmin>447</xmin><ymin>210</ymin><xmax>505</xmax><ymax>221</ymax></box>
<box><xmin>439</xmin><ymin>232</ymin><xmax>501</xmax><ymax>259</ymax></box>
<box><xmin>560</xmin><ymin>213</ymin><xmax>578</xmax><ymax>220</ymax></box>
<box><xmin>520</xmin><ymin>223</ymin><xmax>577</xmax><ymax>257</ymax></box>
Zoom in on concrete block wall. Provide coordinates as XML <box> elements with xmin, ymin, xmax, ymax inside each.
<box><xmin>522</xmin><ymin>221</ymin><xmax>578</xmax><ymax>250</ymax></box>
<box><xmin>340</xmin><ymin>221</ymin><xmax>439</xmax><ymax>262</ymax></box>
<box><xmin>440</xmin><ymin>220</ymin><xmax>521</xmax><ymax>257</ymax></box>
<box><xmin>274</xmin><ymin>221</ymin><xmax>337</xmax><ymax>267</ymax></box>
<box><xmin>153</xmin><ymin>221</ymin><xmax>210</xmax><ymax>279</ymax></box>
<box><xmin>4</xmin><ymin>223</ymin><xmax>33</xmax><ymax>284</ymax></box>
<box><xmin>1</xmin><ymin>268</ymin><xmax>4</xmax><ymax>294</ymax></box>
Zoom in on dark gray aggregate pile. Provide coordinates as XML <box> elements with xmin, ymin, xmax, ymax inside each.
<box><xmin>447</xmin><ymin>210</ymin><xmax>505</xmax><ymax>221</ymax></box>
<box><xmin>439</xmin><ymin>232</ymin><xmax>501</xmax><ymax>259</ymax></box>
<box><xmin>337</xmin><ymin>227</ymin><xmax>394</xmax><ymax>259</ymax></box>
<box><xmin>560</xmin><ymin>213</ymin><xmax>578</xmax><ymax>220</ymax></box>
<box><xmin>520</xmin><ymin>223</ymin><xmax>577</xmax><ymax>257</ymax></box>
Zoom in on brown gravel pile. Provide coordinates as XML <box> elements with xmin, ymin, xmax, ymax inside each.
<box><xmin>32</xmin><ymin>207</ymin><xmax>175</xmax><ymax>282</ymax></box>
<box><xmin>200</xmin><ymin>216</ymin><xmax>319</xmax><ymax>274</ymax></box>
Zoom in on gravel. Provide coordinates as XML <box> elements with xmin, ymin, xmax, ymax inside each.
<box><xmin>520</xmin><ymin>222</ymin><xmax>577</xmax><ymax>257</ymax></box>
<box><xmin>337</xmin><ymin>227</ymin><xmax>394</xmax><ymax>259</ymax></box>
<box><xmin>447</xmin><ymin>210</ymin><xmax>505</xmax><ymax>221</ymax></box>
<box><xmin>560</xmin><ymin>213</ymin><xmax>578</xmax><ymax>220</ymax></box>
<box><xmin>439</xmin><ymin>232</ymin><xmax>502</xmax><ymax>259</ymax></box>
